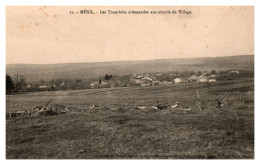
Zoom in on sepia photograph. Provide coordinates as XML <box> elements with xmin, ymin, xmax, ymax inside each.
<box><xmin>6</xmin><ymin>6</ymin><xmax>254</xmax><ymax>159</ymax></box>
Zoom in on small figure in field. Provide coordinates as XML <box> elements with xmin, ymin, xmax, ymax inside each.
<box><xmin>217</xmin><ymin>100</ymin><xmax>223</xmax><ymax>108</ymax></box>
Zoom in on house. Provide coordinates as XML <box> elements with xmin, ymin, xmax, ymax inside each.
<box><xmin>209</xmin><ymin>74</ymin><xmax>217</xmax><ymax>78</ymax></box>
<box><xmin>208</xmin><ymin>79</ymin><xmax>217</xmax><ymax>83</ymax></box>
<box><xmin>130</xmin><ymin>79</ymin><xmax>143</xmax><ymax>84</ymax></box>
<box><xmin>230</xmin><ymin>71</ymin><xmax>239</xmax><ymax>74</ymax></box>
<box><xmin>189</xmin><ymin>75</ymin><xmax>197</xmax><ymax>82</ymax></box>
<box><xmin>100</xmin><ymin>81</ymin><xmax>109</xmax><ymax>88</ymax></box>
<box><xmin>130</xmin><ymin>74</ymin><xmax>157</xmax><ymax>86</ymax></box>
<box><xmin>90</xmin><ymin>81</ymin><xmax>109</xmax><ymax>88</ymax></box>
<box><xmin>90</xmin><ymin>82</ymin><xmax>99</xmax><ymax>88</ymax></box>
<box><xmin>39</xmin><ymin>85</ymin><xmax>48</xmax><ymax>89</ymax></box>
<box><xmin>198</xmin><ymin>78</ymin><xmax>208</xmax><ymax>83</ymax></box>
<box><xmin>137</xmin><ymin>75</ymin><xmax>144</xmax><ymax>79</ymax></box>
<box><xmin>143</xmin><ymin>73</ymin><xmax>151</xmax><ymax>76</ymax></box>
<box><xmin>142</xmin><ymin>77</ymin><xmax>154</xmax><ymax>84</ymax></box>
<box><xmin>174</xmin><ymin>78</ymin><xmax>182</xmax><ymax>84</ymax></box>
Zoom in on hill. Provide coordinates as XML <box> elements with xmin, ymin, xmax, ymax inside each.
<box><xmin>6</xmin><ymin>55</ymin><xmax>254</xmax><ymax>83</ymax></box>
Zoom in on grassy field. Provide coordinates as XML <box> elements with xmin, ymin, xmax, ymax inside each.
<box><xmin>6</xmin><ymin>78</ymin><xmax>254</xmax><ymax>159</ymax></box>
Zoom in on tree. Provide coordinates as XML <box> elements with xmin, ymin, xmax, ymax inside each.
<box><xmin>104</xmin><ymin>74</ymin><xmax>110</xmax><ymax>80</ymax></box>
<box><xmin>105</xmin><ymin>74</ymin><xmax>113</xmax><ymax>80</ymax></box>
<box><xmin>211</xmin><ymin>70</ymin><xmax>217</xmax><ymax>74</ymax></box>
<box><xmin>6</xmin><ymin>74</ymin><xmax>15</xmax><ymax>94</ymax></box>
<box><xmin>50</xmin><ymin>79</ymin><xmax>56</xmax><ymax>90</ymax></box>
<box><xmin>197</xmin><ymin>71</ymin><xmax>202</xmax><ymax>76</ymax></box>
<box><xmin>13</xmin><ymin>74</ymin><xmax>27</xmax><ymax>92</ymax></box>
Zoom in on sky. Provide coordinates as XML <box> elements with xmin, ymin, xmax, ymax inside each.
<box><xmin>6</xmin><ymin>6</ymin><xmax>254</xmax><ymax>64</ymax></box>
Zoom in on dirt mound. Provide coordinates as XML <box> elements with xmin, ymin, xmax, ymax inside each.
<box><xmin>32</xmin><ymin>104</ymin><xmax>69</xmax><ymax>116</ymax></box>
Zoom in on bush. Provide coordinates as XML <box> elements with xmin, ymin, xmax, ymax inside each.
<box><xmin>6</xmin><ymin>74</ymin><xmax>15</xmax><ymax>94</ymax></box>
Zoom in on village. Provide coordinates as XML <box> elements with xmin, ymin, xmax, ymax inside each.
<box><xmin>6</xmin><ymin>69</ymin><xmax>246</xmax><ymax>94</ymax></box>
<box><xmin>59</xmin><ymin>70</ymin><xmax>237</xmax><ymax>89</ymax></box>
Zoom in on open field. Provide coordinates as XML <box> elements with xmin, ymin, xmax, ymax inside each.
<box><xmin>6</xmin><ymin>78</ymin><xmax>254</xmax><ymax>159</ymax></box>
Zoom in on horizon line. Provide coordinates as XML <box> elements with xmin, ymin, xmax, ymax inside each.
<box><xmin>6</xmin><ymin>54</ymin><xmax>254</xmax><ymax>65</ymax></box>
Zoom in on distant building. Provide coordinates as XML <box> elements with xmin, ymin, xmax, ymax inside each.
<box><xmin>174</xmin><ymin>78</ymin><xmax>182</xmax><ymax>84</ymax></box>
<box><xmin>189</xmin><ymin>75</ymin><xmax>197</xmax><ymax>82</ymax></box>
<box><xmin>90</xmin><ymin>82</ymin><xmax>98</xmax><ymax>88</ymax></box>
<box><xmin>230</xmin><ymin>71</ymin><xmax>239</xmax><ymax>74</ymax></box>
<box><xmin>142</xmin><ymin>77</ymin><xmax>153</xmax><ymax>82</ymax></box>
<box><xmin>130</xmin><ymin>79</ymin><xmax>143</xmax><ymax>84</ymax></box>
<box><xmin>209</xmin><ymin>74</ymin><xmax>217</xmax><ymax>78</ymax></box>
<box><xmin>90</xmin><ymin>81</ymin><xmax>109</xmax><ymax>88</ymax></box>
<box><xmin>39</xmin><ymin>85</ymin><xmax>48</xmax><ymax>89</ymax></box>
<box><xmin>137</xmin><ymin>76</ymin><xmax>144</xmax><ymax>79</ymax></box>
<box><xmin>198</xmin><ymin>78</ymin><xmax>208</xmax><ymax>83</ymax></box>
<box><xmin>143</xmin><ymin>73</ymin><xmax>151</xmax><ymax>76</ymax></box>
<box><xmin>130</xmin><ymin>74</ymin><xmax>157</xmax><ymax>86</ymax></box>
<box><xmin>208</xmin><ymin>79</ymin><xmax>217</xmax><ymax>83</ymax></box>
